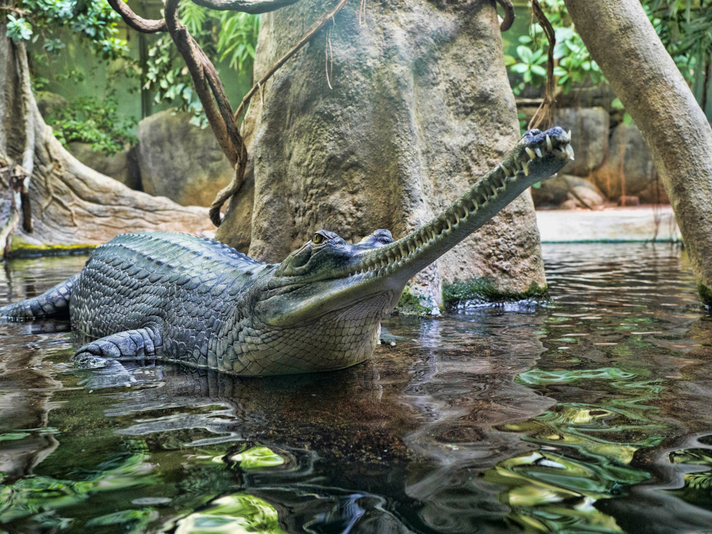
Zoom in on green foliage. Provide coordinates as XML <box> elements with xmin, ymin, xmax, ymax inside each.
<box><xmin>507</xmin><ymin>0</ymin><xmax>602</xmax><ymax>96</ymax></box>
<box><xmin>46</xmin><ymin>94</ymin><xmax>138</xmax><ymax>155</ymax></box>
<box><xmin>217</xmin><ymin>11</ymin><xmax>259</xmax><ymax>71</ymax></box>
<box><xmin>645</xmin><ymin>0</ymin><xmax>712</xmax><ymax>86</ymax></box>
<box><xmin>2</xmin><ymin>0</ymin><xmax>128</xmax><ymax>60</ymax></box>
<box><xmin>509</xmin><ymin>0</ymin><xmax>712</xmax><ymax>113</ymax></box>
<box><xmin>143</xmin><ymin>2</ymin><xmax>259</xmax><ymax>126</ymax></box>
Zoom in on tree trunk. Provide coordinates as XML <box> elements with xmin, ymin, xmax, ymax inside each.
<box><xmin>0</xmin><ymin>27</ymin><xmax>213</xmax><ymax>260</ymax></box>
<box><xmin>216</xmin><ymin>0</ymin><xmax>547</xmax><ymax>309</ymax></box>
<box><xmin>564</xmin><ymin>0</ymin><xmax>712</xmax><ymax>306</ymax></box>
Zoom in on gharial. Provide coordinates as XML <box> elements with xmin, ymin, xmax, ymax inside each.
<box><xmin>0</xmin><ymin>128</ymin><xmax>573</xmax><ymax>376</ymax></box>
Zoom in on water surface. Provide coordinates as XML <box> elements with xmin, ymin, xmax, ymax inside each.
<box><xmin>1</xmin><ymin>244</ymin><xmax>711</xmax><ymax>533</ymax></box>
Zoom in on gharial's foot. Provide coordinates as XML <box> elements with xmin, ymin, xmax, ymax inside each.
<box><xmin>72</xmin><ymin>327</ymin><xmax>162</xmax><ymax>368</ymax></box>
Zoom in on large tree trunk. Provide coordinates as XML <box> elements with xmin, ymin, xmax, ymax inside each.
<box><xmin>564</xmin><ymin>1</ymin><xmax>712</xmax><ymax>306</ymax></box>
<box><xmin>216</xmin><ymin>0</ymin><xmax>547</xmax><ymax>309</ymax></box>
<box><xmin>0</xmin><ymin>27</ymin><xmax>213</xmax><ymax>260</ymax></box>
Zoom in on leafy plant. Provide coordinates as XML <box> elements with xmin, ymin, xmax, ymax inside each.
<box><xmin>508</xmin><ymin>0</ymin><xmax>711</xmax><ymax>115</ymax></box>
<box><xmin>143</xmin><ymin>2</ymin><xmax>259</xmax><ymax>125</ymax></box>
<box><xmin>2</xmin><ymin>0</ymin><xmax>128</xmax><ymax>60</ymax></box>
<box><xmin>506</xmin><ymin>0</ymin><xmax>602</xmax><ymax>96</ymax></box>
<box><xmin>46</xmin><ymin>94</ymin><xmax>138</xmax><ymax>155</ymax></box>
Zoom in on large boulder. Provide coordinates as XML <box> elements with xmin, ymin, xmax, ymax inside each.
<box><xmin>593</xmin><ymin>122</ymin><xmax>668</xmax><ymax>204</ymax></box>
<box><xmin>137</xmin><ymin>110</ymin><xmax>233</xmax><ymax>207</ymax></box>
<box><xmin>552</xmin><ymin>107</ymin><xmax>609</xmax><ymax>177</ymax></box>
<box><xmin>66</xmin><ymin>142</ymin><xmax>141</xmax><ymax>191</ymax></box>
<box><xmin>217</xmin><ymin>0</ymin><xmax>548</xmax><ymax>307</ymax></box>
<box><xmin>532</xmin><ymin>174</ymin><xmax>606</xmax><ymax>209</ymax></box>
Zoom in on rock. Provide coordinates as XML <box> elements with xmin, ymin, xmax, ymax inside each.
<box><xmin>618</xmin><ymin>195</ymin><xmax>640</xmax><ymax>207</ymax></box>
<box><xmin>137</xmin><ymin>110</ymin><xmax>233</xmax><ymax>207</ymax></box>
<box><xmin>552</xmin><ymin>107</ymin><xmax>609</xmax><ymax>177</ymax></box>
<box><xmin>531</xmin><ymin>174</ymin><xmax>607</xmax><ymax>209</ymax></box>
<box><xmin>593</xmin><ymin>122</ymin><xmax>665</xmax><ymax>203</ymax></box>
<box><xmin>556</xmin><ymin>82</ymin><xmax>617</xmax><ymax>110</ymax></box>
<box><xmin>571</xmin><ymin>184</ymin><xmax>606</xmax><ymax>209</ymax></box>
<box><xmin>67</xmin><ymin>142</ymin><xmax>142</xmax><ymax>191</ymax></box>
<box><xmin>217</xmin><ymin>0</ymin><xmax>547</xmax><ymax>305</ymax></box>
<box><xmin>35</xmin><ymin>91</ymin><xmax>68</xmax><ymax>119</ymax></box>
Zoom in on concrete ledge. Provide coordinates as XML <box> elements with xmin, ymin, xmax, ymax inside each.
<box><xmin>536</xmin><ymin>206</ymin><xmax>680</xmax><ymax>243</ymax></box>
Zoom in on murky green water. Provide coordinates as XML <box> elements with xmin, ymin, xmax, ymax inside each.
<box><xmin>1</xmin><ymin>244</ymin><xmax>711</xmax><ymax>533</ymax></box>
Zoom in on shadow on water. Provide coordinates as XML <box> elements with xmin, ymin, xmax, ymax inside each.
<box><xmin>0</xmin><ymin>244</ymin><xmax>711</xmax><ymax>533</ymax></box>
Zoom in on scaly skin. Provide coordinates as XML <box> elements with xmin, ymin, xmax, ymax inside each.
<box><xmin>0</xmin><ymin>128</ymin><xmax>574</xmax><ymax>376</ymax></box>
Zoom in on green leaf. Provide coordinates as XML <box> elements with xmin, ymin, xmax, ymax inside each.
<box><xmin>517</xmin><ymin>45</ymin><xmax>534</xmax><ymax>63</ymax></box>
<box><xmin>611</xmin><ymin>97</ymin><xmax>625</xmax><ymax>110</ymax></box>
<box><xmin>531</xmin><ymin>65</ymin><xmax>547</xmax><ymax>77</ymax></box>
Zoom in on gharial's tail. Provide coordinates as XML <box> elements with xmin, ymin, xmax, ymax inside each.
<box><xmin>0</xmin><ymin>274</ymin><xmax>79</xmax><ymax>320</ymax></box>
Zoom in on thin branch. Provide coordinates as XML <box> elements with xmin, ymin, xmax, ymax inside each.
<box><xmin>106</xmin><ymin>0</ymin><xmax>167</xmax><ymax>33</ymax></box>
<box><xmin>191</xmin><ymin>0</ymin><xmax>302</xmax><ymax>14</ymax></box>
<box><xmin>528</xmin><ymin>0</ymin><xmax>555</xmax><ymax>130</ymax></box>
<box><xmin>0</xmin><ymin>6</ymin><xmax>29</xmax><ymax>16</ymax></box>
<box><xmin>234</xmin><ymin>0</ymin><xmax>349</xmax><ymax>122</ymax></box>
<box><xmin>495</xmin><ymin>0</ymin><xmax>515</xmax><ymax>31</ymax></box>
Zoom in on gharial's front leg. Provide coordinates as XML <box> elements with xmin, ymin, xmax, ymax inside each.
<box><xmin>72</xmin><ymin>327</ymin><xmax>163</xmax><ymax>368</ymax></box>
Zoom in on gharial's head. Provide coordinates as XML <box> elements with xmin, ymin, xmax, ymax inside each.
<box><xmin>254</xmin><ymin>127</ymin><xmax>574</xmax><ymax>328</ymax></box>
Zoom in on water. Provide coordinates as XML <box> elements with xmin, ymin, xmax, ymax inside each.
<box><xmin>1</xmin><ymin>244</ymin><xmax>711</xmax><ymax>533</ymax></box>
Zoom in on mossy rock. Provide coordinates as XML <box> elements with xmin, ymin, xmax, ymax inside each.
<box><xmin>6</xmin><ymin>235</ymin><xmax>96</xmax><ymax>259</ymax></box>
<box><xmin>443</xmin><ymin>277</ymin><xmax>548</xmax><ymax>307</ymax></box>
<box><xmin>394</xmin><ymin>289</ymin><xmax>434</xmax><ymax>316</ymax></box>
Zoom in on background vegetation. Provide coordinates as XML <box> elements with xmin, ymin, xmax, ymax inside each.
<box><xmin>1</xmin><ymin>0</ymin><xmax>710</xmax><ymax>154</ymax></box>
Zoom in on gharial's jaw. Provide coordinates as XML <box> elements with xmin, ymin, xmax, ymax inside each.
<box><xmin>257</xmin><ymin>127</ymin><xmax>573</xmax><ymax>327</ymax></box>
<box><xmin>341</xmin><ymin>127</ymin><xmax>573</xmax><ymax>286</ymax></box>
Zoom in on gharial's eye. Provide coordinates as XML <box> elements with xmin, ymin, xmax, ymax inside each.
<box><xmin>312</xmin><ymin>233</ymin><xmax>325</xmax><ymax>245</ymax></box>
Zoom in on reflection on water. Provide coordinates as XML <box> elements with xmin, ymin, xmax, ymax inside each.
<box><xmin>1</xmin><ymin>244</ymin><xmax>712</xmax><ymax>533</ymax></box>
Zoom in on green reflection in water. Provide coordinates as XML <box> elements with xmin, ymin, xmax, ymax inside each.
<box><xmin>229</xmin><ymin>446</ymin><xmax>285</xmax><ymax>470</ymax></box>
<box><xmin>517</xmin><ymin>368</ymin><xmax>636</xmax><ymax>385</ymax></box>
<box><xmin>175</xmin><ymin>493</ymin><xmax>287</xmax><ymax>534</ymax></box>
<box><xmin>0</xmin><ymin>452</ymin><xmax>157</xmax><ymax>527</ymax></box>
<box><xmin>488</xmin><ymin>365</ymin><xmax>669</xmax><ymax>533</ymax></box>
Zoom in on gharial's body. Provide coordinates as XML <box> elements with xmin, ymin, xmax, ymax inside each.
<box><xmin>0</xmin><ymin>128</ymin><xmax>573</xmax><ymax>376</ymax></box>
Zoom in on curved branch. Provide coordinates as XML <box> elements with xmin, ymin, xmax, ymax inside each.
<box><xmin>234</xmin><ymin>0</ymin><xmax>349</xmax><ymax>122</ymax></box>
<box><xmin>107</xmin><ymin>0</ymin><xmax>166</xmax><ymax>33</ymax></box>
<box><xmin>495</xmin><ymin>0</ymin><xmax>514</xmax><ymax>32</ymax></box>
<box><xmin>191</xmin><ymin>0</ymin><xmax>302</xmax><ymax>14</ymax></box>
<box><xmin>164</xmin><ymin>0</ymin><xmax>240</xmax><ymax>167</ymax></box>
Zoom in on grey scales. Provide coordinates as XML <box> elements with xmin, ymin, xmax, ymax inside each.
<box><xmin>0</xmin><ymin>128</ymin><xmax>573</xmax><ymax>376</ymax></box>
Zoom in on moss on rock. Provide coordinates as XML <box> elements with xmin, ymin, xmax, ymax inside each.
<box><xmin>443</xmin><ymin>277</ymin><xmax>548</xmax><ymax>307</ymax></box>
<box><xmin>394</xmin><ymin>288</ymin><xmax>433</xmax><ymax>316</ymax></box>
<box><xmin>6</xmin><ymin>235</ymin><xmax>96</xmax><ymax>259</ymax></box>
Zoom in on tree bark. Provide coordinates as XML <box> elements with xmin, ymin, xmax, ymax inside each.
<box><xmin>564</xmin><ymin>0</ymin><xmax>712</xmax><ymax>306</ymax></box>
<box><xmin>216</xmin><ymin>0</ymin><xmax>547</xmax><ymax>308</ymax></box>
<box><xmin>0</xmin><ymin>27</ymin><xmax>213</xmax><ymax>259</ymax></box>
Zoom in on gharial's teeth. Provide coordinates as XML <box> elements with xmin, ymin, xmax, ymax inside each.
<box><xmin>525</xmin><ymin>147</ymin><xmax>536</xmax><ymax>160</ymax></box>
<box><xmin>502</xmin><ymin>163</ymin><xmax>512</xmax><ymax>177</ymax></box>
<box><xmin>546</xmin><ymin>135</ymin><xmax>553</xmax><ymax>151</ymax></box>
<box><xmin>522</xmin><ymin>160</ymin><xmax>530</xmax><ymax>176</ymax></box>
<box><xmin>535</xmin><ymin>147</ymin><xmax>543</xmax><ymax>158</ymax></box>
<box><xmin>565</xmin><ymin>143</ymin><xmax>575</xmax><ymax>161</ymax></box>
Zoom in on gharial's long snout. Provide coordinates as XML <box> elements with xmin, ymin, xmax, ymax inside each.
<box><xmin>339</xmin><ymin>127</ymin><xmax>574</xmax><ymax>288</ymax></box>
